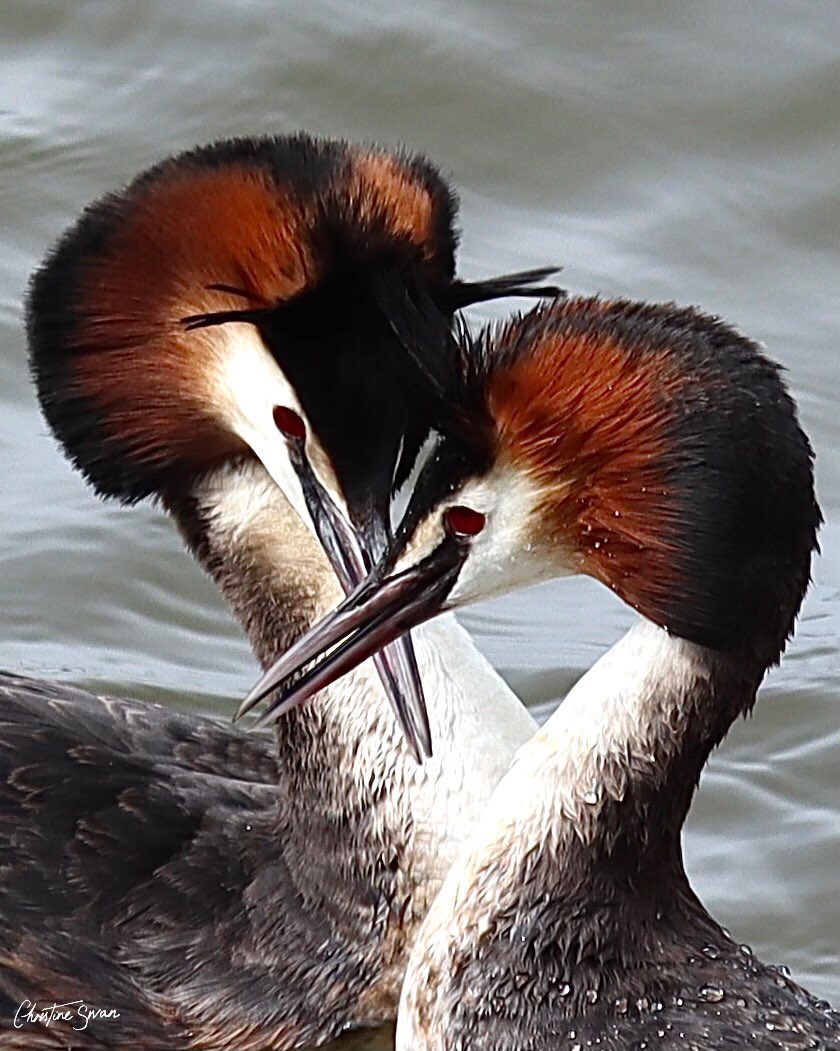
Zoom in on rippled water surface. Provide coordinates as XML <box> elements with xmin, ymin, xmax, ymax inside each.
<box><xmin>1</xmin><ymin>0</ymin><xmax>837</xmax><ymax>1039</ymax></box>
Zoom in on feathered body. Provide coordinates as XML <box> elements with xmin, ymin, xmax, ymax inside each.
<box><xmin>1</xmin><ymin>134</ymin><xmax>541</xmax><ymax>1048</ymax></box>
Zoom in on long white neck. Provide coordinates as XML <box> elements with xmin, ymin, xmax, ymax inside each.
<box><xmin>169</xmin><ymin>458</ymin><xmax>535</xmax><ymax>1001</ymax></box>
<box><xmin>398</xmin><ymin>619</ymin><xmax>751</xmax><ymax>1049</ymax></box>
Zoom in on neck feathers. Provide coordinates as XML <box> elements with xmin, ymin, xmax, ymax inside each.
<box><xmin>530</xmin><ymin>620</ymin><xmax>749</xmax><ymax>844</ymax></box>
<box><xmin>400</xmin><ymin>620</ymin><xmax>756</xmax><ymax>1041</ymax></box>
<box><xmin>167</xmin><ymin>456</ymin><xmax>339</xmax><ymax>667</ymax></box>
<box><xmin>167</xmin><ymin>456</ymin><xmax>534</xmax><ymax>942</ymax></box>
<box><xmin>432</xmin><ymin>620</ymin><xmax>737</xmax><ymax>905</ymax></box>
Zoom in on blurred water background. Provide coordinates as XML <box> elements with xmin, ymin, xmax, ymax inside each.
<box><xmin>0</xmin><ymin>0</ymin><xmax>837</xmax><ymax>1036</ymax></box>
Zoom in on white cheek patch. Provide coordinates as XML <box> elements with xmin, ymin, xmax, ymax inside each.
<box><xmin>394</xmin><ymin>460</ymin><xmax>573</xmax><ymax>609</ymax></box>
<box><xmin>447</xmin><ymin>463</ymin><xmax>570</xmax><ymax>606</ymax></box>
<box><xmin>208</xmin><ymin>324</ymin><xmax>348</xmax><ymax>533</ymax></box>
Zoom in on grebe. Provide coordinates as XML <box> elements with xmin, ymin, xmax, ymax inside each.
<box><xmin>248</xmin><ymin>297</ymin><xmax>839</xmax><ymax>1048</ymax></box>
<box><xmin>0</xmin><ymin>135</ymin><xmax>545</xmax><ymax>1049</ymax></box>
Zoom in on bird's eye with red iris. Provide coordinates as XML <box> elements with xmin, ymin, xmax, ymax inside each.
<box><xmin>273</xmin><ymin>406</ymin><xmax>306</xmax><ymax>440</ymax></box>
<box><xmin>444</xmin><ymin>505</ymin><xmax>486</xmax><ymax>538</ymax></box>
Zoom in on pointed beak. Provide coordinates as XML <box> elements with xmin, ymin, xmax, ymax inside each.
<box><xmin>236</xmin><ymin>532</ymin><xmax>468</xmax><ymax>748</ymax></box>
<box><xmin>241</xmin><ymin>428</ymin><xmax>434</xmax><ymax>763</ymax></box>
<box><xmin>181</xmin><ymin>294</ymin><xmax>435</xmax><ymax>758</ymax></box>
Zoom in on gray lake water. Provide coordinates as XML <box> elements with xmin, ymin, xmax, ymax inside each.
<box><xmin>0</xmin><ymin>0</ymin><xmax>837</xmax><ymax>1041</ymax></box>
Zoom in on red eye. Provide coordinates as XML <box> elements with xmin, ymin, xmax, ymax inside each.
<box><xmin>444</xmin><ymin>505</ymin><xmax>486</xmax><ymax>538</ymax></box>
<box><xmin>273</xmin><ymin>405</ymin><xmax>306</xmax><ymax>440</ymax></box>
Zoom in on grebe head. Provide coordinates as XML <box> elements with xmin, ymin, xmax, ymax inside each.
<box><xmin>247</xmin><ymin>296</ymin><xmax>821</xmax><ymax>723</ymax></box>
<box><xmin>26</xmin><ymin>133</ymin><xmax>557</xmax><ymax>756</ymax></box>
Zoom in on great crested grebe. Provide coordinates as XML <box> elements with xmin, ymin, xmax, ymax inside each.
<box><xmin>247</xmin><ymin>296</ymin><xmax>839</xmax><ymax>1048</ymax></box>
<box><xmin>0</xmin><ymin>134</ymin><xmax>547</xmax><ymax>1049</ymax></box>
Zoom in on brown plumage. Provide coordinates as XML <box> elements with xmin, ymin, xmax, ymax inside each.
<box><xmin>28</xmin><ymin>135</ymin><xmax>459</xmax><ymax>503</ymax></box>
<box><xmin>240</xmin><ymin>293</ymin><xmax>835</xmax><ymax>1050</ymax></box>
<box><xmin>6</xmin><ymin>134</ymin><xmax>550</xmax><ymax>1048</ymax></box>
<box><xmin>488</xmin><ymin>298</ymin><xmax>688</xmax><ymax>623</ymax></box>
<box><xmin>456</xmin><ymin>296</ymin><xmax>820</xmax><ymax>660</ymax></box>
